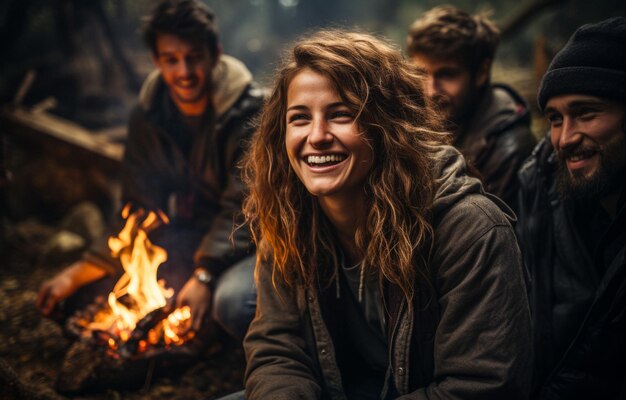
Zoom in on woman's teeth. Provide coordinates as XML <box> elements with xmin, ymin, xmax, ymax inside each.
<box><xmin>306</xmin><ymin>154</ymin><xmax>346</xmax><ymax>165</ymax></box>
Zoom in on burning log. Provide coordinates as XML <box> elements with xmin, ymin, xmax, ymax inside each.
<box><xmin>56</xmin><ymin>205</ymin><xmax>206</xmax><ymax>394</ymax></box>
<box><xmin>118</xmin><ymin>300</ymin><xmax>175</xmax><ymax>359</ymax></box>
<box><xmin>57</xmin><ymin>303</ymin><xmax>202</xmax><ymax>395</ymax></box>
<box><xmin>56</xmin><ymin>337</ymin><xmax>202</xmax><ymax>395</ymax></box>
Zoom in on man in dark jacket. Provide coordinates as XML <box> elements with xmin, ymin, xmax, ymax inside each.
<box><xmin>36</xmin><ymin>0</ymin><xmax>263</xmax><ymax>340</ymax></box>
<box><xmin>407</xmin><ymin>6</ymin><xmax>536</xmax><ymax>212</ymax></box>
<box><xmin>517</xmin><ymin>17</ymin><xmax>626</xmax><ymax>399</ymax></box>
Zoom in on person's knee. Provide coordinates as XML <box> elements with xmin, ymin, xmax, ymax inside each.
<box><xmin>212</xmin><ymin>256</ymin><xmax>256</xmax><ymax>339</ymax></box>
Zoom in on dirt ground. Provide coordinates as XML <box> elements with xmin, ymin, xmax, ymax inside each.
<box><xmin>0</xmin><ymin>220</ymin><xmax>246</xmax><ymax>400</ymax></box>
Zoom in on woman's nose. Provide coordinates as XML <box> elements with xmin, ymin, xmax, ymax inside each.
<box><xmin>308</xmin><ymin>118</ymin><xmax>333</xmax><ymax>147</ymax></box>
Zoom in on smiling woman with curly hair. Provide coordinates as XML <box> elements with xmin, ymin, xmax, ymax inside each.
<box><xmin>240</xmin><ymin>29</ymin><xmax>532</xmax><ymax>400</ymax></box>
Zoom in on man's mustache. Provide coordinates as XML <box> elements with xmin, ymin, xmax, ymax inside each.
<box><xmin>557</xmin><ymin>143</ymin><xmax>599</xmax><ymax>162</ymax></box>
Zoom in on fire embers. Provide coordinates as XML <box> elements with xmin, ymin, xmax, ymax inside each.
<box><xmin>71</xmin><ymin>205</ymin><xmax>195</xmax><ymax>356</ymax></box>
<box><xmin>68</xmin><ymin>296</ymin><xmax>195</xmax><ymax>360</ymax></box>
<box><xmin>58</xmin><ymin>205</ymin><xmax>202</xmax><ymax>394</ymax></box>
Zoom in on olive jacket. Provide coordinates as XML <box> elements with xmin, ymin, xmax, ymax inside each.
<box><xmin>244</xmin><ymin>146</ymin><xmax>532</xmax><ymax>399</ymax></box>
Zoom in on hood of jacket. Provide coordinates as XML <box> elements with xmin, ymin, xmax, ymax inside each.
<box><xmin>138</xmin><ymin>54</ymin><xmax>253</xmax><ymax>119</ymax></box>
<box><xmin>430</xmin><ymin>144</ymin><xmax>515</xmax><ymax>221</ymax></box>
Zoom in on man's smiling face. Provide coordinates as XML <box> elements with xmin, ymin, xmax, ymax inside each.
<box><xmin>545</xmin><ymin>94</ymin><xmax>626</xmax><ymax>199</ymax></box>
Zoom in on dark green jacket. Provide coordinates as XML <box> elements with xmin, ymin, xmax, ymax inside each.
<box><xmin>244</xmin><ymin>146</ymin><xmax>532</xmax><ymax>399</ymax></box>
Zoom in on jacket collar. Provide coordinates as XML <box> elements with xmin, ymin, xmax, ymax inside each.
<box><xmin>456</xmin><ymin>84</ymin><xmax>530</xmax><ymax>154</ymax></box>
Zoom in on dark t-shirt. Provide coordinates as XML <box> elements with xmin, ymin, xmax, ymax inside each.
<box><xmin>337</xmin><ymin>261</ymin><xmax>389</xmax><ymax>399</ymax></box>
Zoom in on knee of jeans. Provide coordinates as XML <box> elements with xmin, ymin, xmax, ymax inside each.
<box><xmin>211</xmin><ymin>259</ymin><xmax>256</xmax><ymax>339</ymax></box>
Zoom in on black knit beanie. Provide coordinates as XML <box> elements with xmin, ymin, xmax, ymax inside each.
<box><xmin>538</xmin><ymin>16</ymin><xmax>626</xmax><ymax>111</ymax></box>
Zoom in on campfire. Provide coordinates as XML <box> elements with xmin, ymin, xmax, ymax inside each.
<box><xmin>58</xmin><ymin>205</ymin><xmax>203</xmax><ymax>394</ymax></box>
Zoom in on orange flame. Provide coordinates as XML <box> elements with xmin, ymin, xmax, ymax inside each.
<box><xmin>88</xmin><ymin>205</ymin><xmax>192</xmax><ymax>351</ymax></box>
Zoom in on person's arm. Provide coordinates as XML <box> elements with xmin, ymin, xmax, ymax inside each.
<box><xmin>193</xmin><ymin>167</ymin><xmax>252</xmax><ymax>275</ymax></box>
<box><xmin>400</xmin><ymin>197</ymin><xmax>532</xmax><ymax>399</ymax></box>
<box><xmin>36</xmin><ymin>260</ymin><xmax>107</xmax><ymax>316</ymax></box>
<box><xmin>182</xmin><ymin>96</ymin><xmax>261</xmax><ymax>329</ymax></box>
<box><xmin>244</xmin><ymin>262</ymin><xmax>322</xmax><ymax>400</ymax></box>
<box><xmin>193</xmin><ymin>88</ymin><xmax>263</xmax><ymax>277</ymax></box>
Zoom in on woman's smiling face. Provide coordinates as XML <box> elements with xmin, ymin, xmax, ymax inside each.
<box><xmin>285</xmin><ymin>68</ymin><xmax>374</xmax><ymax>200</ymax></box>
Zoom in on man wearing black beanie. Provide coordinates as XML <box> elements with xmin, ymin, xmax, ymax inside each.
<box><xmin>517</xmin><ymin>16</ymin><xmax>626</xmax><ymax>400</ymax></box>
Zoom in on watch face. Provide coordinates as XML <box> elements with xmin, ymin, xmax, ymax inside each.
<box><xmin>195</xmin><ymin>269</ymin><xmax>213</xmax><ymax>285</ymax></box>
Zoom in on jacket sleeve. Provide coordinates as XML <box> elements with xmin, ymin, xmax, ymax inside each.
<box><xmin>401</xmin><ymin>197</ymin><xmax>532</xmax><ymax>399</ymax></box>
<box><xmin>193</xmin><ymin>167</ymin><xmax>251</xmax><ymax>275</ymax></box>
<box><xmin>244</xmin><ymin>262</ymin><xmax>322</xmax><ymax>400</ymax></box>
<box><xmin>193</xmin><ymin>93</ymin><xmax>261</xmax><ymax>276</ymax></box>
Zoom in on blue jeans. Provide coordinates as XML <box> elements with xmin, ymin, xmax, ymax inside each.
<box><xmin>212</xmin><ymin>254</ymin><xmax>257</xmax><ymax>340</ymax></box>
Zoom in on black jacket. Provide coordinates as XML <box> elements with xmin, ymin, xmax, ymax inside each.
<box><xmin>86</xmin><ymin>55</ymin><xmax>264</xmax><ymax>277</ymax></box>
<box><xmin>517</xmin><ymin>137</ymin><xmax>626</xmax><ymax>400</ymax></box>
<box><xmin>456</xmin><ymin>83</ymin><xmax>536</xmax><ymax>213</ymax></box>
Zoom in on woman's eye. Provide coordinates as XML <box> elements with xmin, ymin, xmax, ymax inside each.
<box><xmin>288</xmin><ymin>114</ymin><xmax>309</xmax><ymax>124</ymax></box>
<box><xmin>331</xmin><ymin>111</ymin><xmax>354</xmax><ymax>120</ymax></box>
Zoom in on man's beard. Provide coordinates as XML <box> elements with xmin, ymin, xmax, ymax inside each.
<box><xmin>441</xmin><ymin>83</ymin><xmax>481</xmax><ymax>131</ymax></box>
<box><xmin>556</xmin><ymin>134</ymin><xmax>626</xmax><ymax>200</ymax></box>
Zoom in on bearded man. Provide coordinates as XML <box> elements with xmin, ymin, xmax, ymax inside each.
<box><xmin>517</xmin><ymin>16</ymin><xmax>626</xmax><ymax>400</ymax></box>
<box><xmin>407</xmin><ymin>6</ymin><xmax>536</xmax><ymax>212</ymax></box>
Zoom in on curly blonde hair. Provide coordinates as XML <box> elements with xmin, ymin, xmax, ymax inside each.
<box><xmin>243</xmin><ymin>29</ymin><xmax>448</xmax><ymax>302</ymax></box>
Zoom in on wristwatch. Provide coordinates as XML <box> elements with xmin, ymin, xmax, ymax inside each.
<box><xmin>193</xmin><ymin>268</ymin><xmax>215</xmax><ymax>288</ymax></box>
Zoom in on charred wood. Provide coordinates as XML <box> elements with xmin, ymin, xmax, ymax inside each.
<box><xmin>56</xmin><ymin>335</ymin><xmax>198</xmax><ymax>395</ymax></box>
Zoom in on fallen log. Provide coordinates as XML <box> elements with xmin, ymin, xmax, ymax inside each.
<box><xmin>1</xmin><ymin>105</ymin><xmax>124</xmax><ymax>174</ymax></box>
